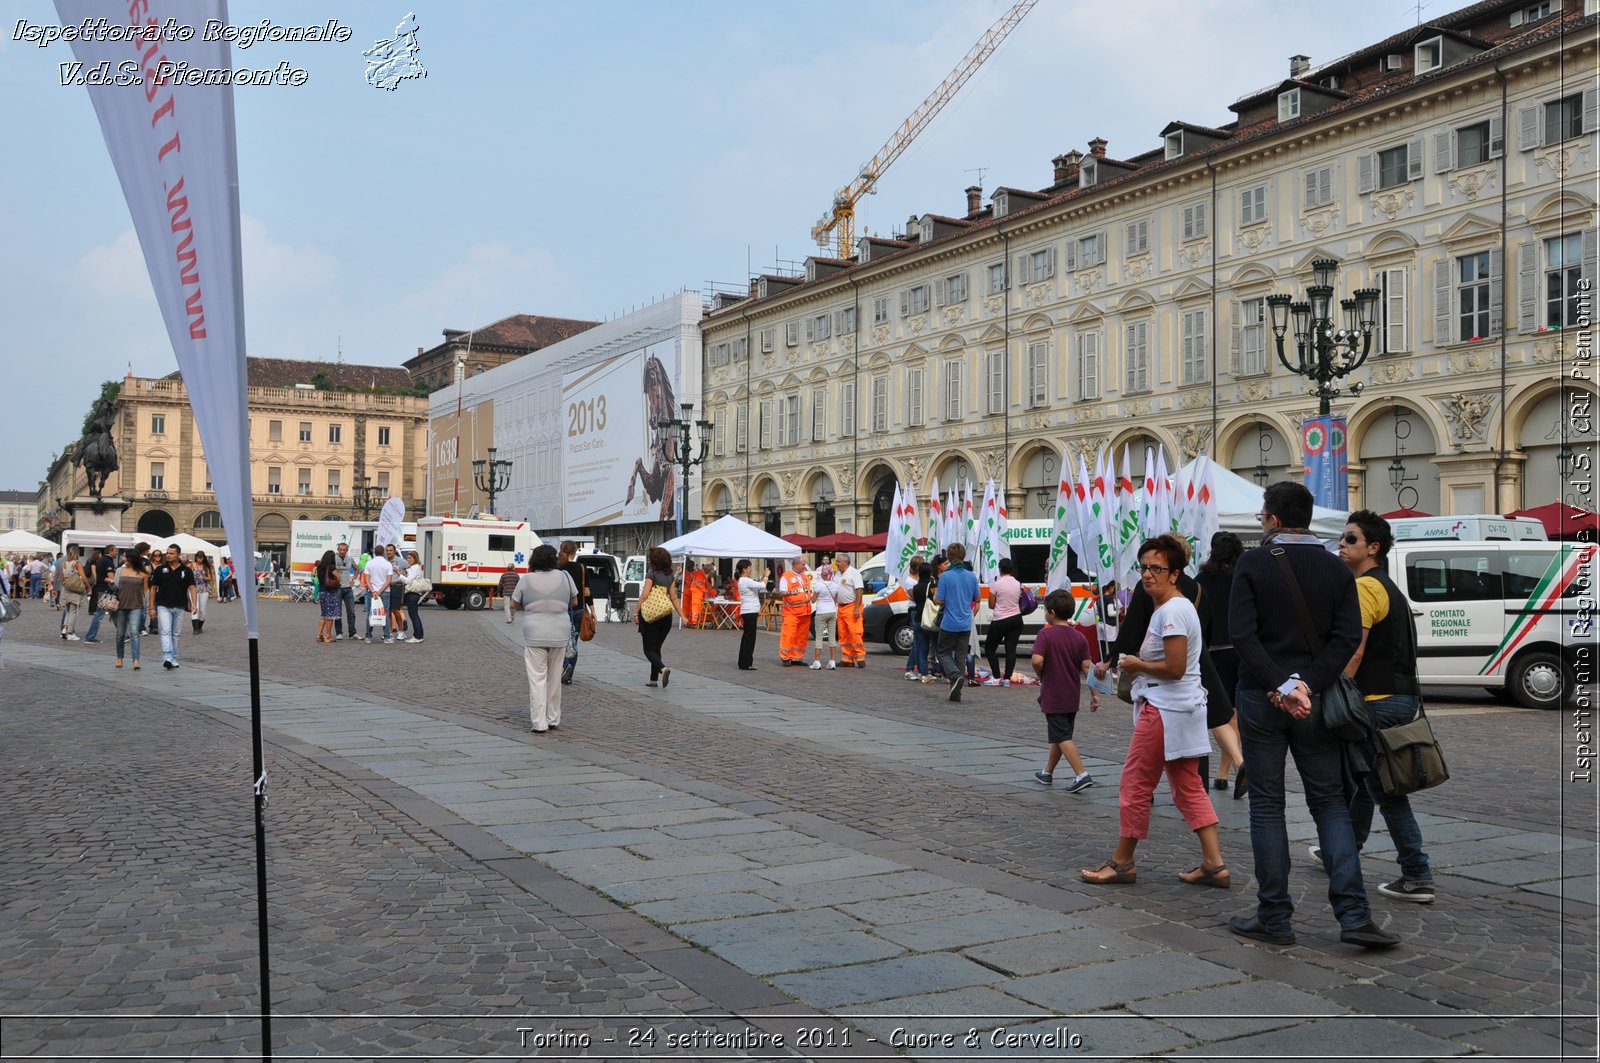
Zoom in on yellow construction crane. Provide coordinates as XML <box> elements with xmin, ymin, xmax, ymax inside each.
<box><xmin>810</xmin><ymin>0</ymin><xmax>1039</xmax><ymax>259</ymax></box>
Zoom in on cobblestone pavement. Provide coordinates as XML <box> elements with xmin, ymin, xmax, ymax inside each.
<box><xmin>1</xmin><ymin>597</ymin><xmax>1595</xmax><ymax>1061</ymax></box>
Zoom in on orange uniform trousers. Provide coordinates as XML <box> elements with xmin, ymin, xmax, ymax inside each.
<box><xmin>837</xmin><ymin>599</ymin><xmax>865</xmax><ymax>665</ymax></box>
<box><xmin>779</xmin><ymin>606</ymin><xmax>811</xmax><ymax>661</ymax></box>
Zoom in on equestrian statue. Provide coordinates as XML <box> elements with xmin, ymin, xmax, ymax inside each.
<box><xmin>72</xmin><ymin>409</ymin><xmax>120</xmax><ymax>502</ymax></box>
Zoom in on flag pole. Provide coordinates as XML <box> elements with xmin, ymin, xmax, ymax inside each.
<box><xmin>1060</xmin><ymin>457</ymin><xmax>1111</xmax><ymax>666</ymax></box>
<box><xmin>247</xmin><ymin>637</ymin><xmax>273</xmax><ymax>1060</ymax></box>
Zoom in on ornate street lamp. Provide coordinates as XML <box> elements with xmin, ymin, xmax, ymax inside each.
<box><xmin>1253</xmin><ymin>423</ymin><xmax>1274</xmax><ymax>486</ymax></box>
<box><xmin>472</xmin><ymin>447</ymin><xmax>513</xmax><ymax>518</ymax></box>
<box><xmin>1388</xmin><ymin>406</ymin><xmax>1419</xmax><ymax>510</ymax></box>
<box><xmin>354</xmin><ymin>476</ymin><xmax>382</xmax><ymax>520</ymax></box>
<box><xmin>1266</xmin><ymin>258</ymin><xmax>1381</xmax><ymax>416</ymax></box>
<box><xmin>1032</xmin><ymin>454</ymin><xmax>1057</xmax><ymax>512</ymax></box>
<box><xmin>655</xmin><ymin>402</ymin><xmax>713</xmax><ymax>538</ymax></box>
<box><xmin>1557</xmin><ymin>446</ymin><xmax>1576</xmax><ymax>479</ymax></box>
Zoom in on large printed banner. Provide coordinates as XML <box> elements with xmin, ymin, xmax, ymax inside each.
<box><xmin>561</xmin><ymin>339</ymin><xmax>692</xmax><ymax>527</ymax></box>
<box><xmin>1302</xmin><ymin>415</ymin><xmax>1349</xmax><ymax>512</ymax></box>
<box><xmin>57</xmin><ymin>0</ymin><xmax>258</xmax><ymax>637</ymax></box>
<box><xmin>428</xmin><ymin>400</ymin><xmax>494</xmax><ymax>516</ymax></box>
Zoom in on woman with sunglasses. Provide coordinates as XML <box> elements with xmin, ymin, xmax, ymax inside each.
<box><xmin>1082</xmin><ymin>534</ymin><xmax>1228</xmax><ymax>889</ymax></box>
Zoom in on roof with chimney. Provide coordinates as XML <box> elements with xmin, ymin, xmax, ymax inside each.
<box><xmin>706</xmin><ymin>0</ymin><xmax>1592</xmax><ymax>319</ymax></box>
<box><xmin>162</xmin><ymin>357</ymin><xmax>415</xmax><ymax>391</ymax></box>
<box><xmin>433</xmin><ymin>313</ymin><xmax>600</xmax><ymax>354</ymax></box>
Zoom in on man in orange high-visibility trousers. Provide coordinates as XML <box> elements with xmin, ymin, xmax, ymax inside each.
<box><xmin>778</xmin><ymin>556</ymin><xmax>815</xmax><ymax>665</ymax></box>
<box><xmin>834</xmin><ymin>552</ymin><xmax>867</xmax><ymax>668</ymax></box>
<box><xmin>683</xmin><ymin>562</ymin><xmax>711</xmax><ymax>626</ymax></box>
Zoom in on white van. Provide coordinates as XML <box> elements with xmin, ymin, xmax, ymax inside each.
<box><xmin>416</xmin><ymin>516</ymin><xmax>541</xmax><ymax>610</ymax></box>
<box><xmin>1394</xmin><ymin>539</ymin><xmax>1593</xmax><ymax>709</ymax></box>
<box><xmin>1390</xmin><ymin>515</ymin><xmax>1548</xmax><ymax>543</ymax></box>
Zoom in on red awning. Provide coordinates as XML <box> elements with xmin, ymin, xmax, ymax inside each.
<box><xmin>1380</xmin><ymin>507</ymin><xmax>1432</xmax><ymax>519</ymax></box>
<box><xmin>1507</xmin><ymin>501</ymin><xmax>1600</xmax><ymax>540</ymax></box>
<box><xmin>782</xmin><ymin>533</ymin><xmax>820</xmax><ymax>551</ymax></box>
<box><xmin>808</xmin><ymin>531</ymin><xmax>888</xmax><ymax>553</ymax></box>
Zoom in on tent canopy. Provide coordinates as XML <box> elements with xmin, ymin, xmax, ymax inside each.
<box><xmin>156</xmin><ymin>533</ymin><xmax>225</xmax><ymax>558</ymax></box>
<box><xmin>0</xmin><ymin>529</ymin><xmax>59</xmax><ymax>554</ymax></box>
<box><xmin>1508</xmin><ymin>501</ymin><xmax>1599</xmax><ymax>540</ymax></box>
<box><xmin>1381</xmin><ymin>507</ymin><xmax>1432</xmax><ymax>519</ymax></box>
<box><xmin>810</xmin><ymin>531</ymin><xmax>886</xmax><ymax>553</ymax></box>
<box><xmin>660</xmin><ymin>515</ymin><xmax>802</xmax><ymax>559</ymax></box>
<box><xmin>1179</xmin><ymin>459</ymin><xmax>1348</xmax><ymax>538</ymax></box>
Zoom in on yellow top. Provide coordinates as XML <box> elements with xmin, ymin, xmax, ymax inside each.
<box><xmin>1356</xmin><ymin>574</ymin><xmax>1391</xmax><ymax>701</ymax></box>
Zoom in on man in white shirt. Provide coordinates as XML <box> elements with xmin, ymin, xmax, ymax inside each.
<box><xmin>362</xmin><ymin>549</ymin><xmax>395</xmax><ymax>643</ymax></box>
<box><xmin>834</xmin><ymin>553</ymin><xmax>867</xmax><ymax>669</ymax></box>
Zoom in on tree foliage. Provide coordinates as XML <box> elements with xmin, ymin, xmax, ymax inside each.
<box><xmin>80</xmin><ymin>380</ymin><xmax>120</xmax><ymax>439</ymax></box>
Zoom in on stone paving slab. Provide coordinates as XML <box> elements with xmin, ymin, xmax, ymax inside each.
<box><xmin>715</xmin><ymin>930</ymin><xmax>905</xmax><ymax>976</ymax></box>
<box><xmin>1128</xmin><ymin>979</ymin><xmax>1350</xmax><ymax>1040</ymax></box>
<box><xmin>632</xmin><ymin>892</ymin><xmax>795</xmax><ymax>925</ymax></box>
<box><xmin>1203</xmin><ymin>1014</ymin><xmax>1470</xmax><ymax>1058</ymax></box>
<box><xmin>771</xmin><ymin>953</ymin><xmax>1006</xmax><ymax>1007</ymax></box>
<box><xmin>1006</xmin><ymin>952</ymin><xmax>1246</xmax><ymax>1012</ymax></box>
<box><xmin>873</xmin><ymin>906</ymin><xmax>1082</xmax><ymax>951</ymax></box>
<box><xmin>837</xmin><ymin>887</ymin><xmax>1023</xmax><ymax>926</ymax></box>
<box><xmin>962</xmin><ymin>926</ymin><xmax>1161</xmax><ymax>976</ymax></box>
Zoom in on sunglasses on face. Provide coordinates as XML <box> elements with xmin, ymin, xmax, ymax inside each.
<box><xmin>1342</xmin><ymin>533</ymin><xmax>1364</xmax><ymax>545</ymax></box>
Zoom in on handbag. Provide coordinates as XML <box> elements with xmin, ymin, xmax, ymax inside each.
<box><xmin>407</xmin><ymin>575</ymin><xmax>433</xmax><ymax>596</ymax></box>
<box><xmin>97</xmin><ymin>592</ymin><xmax>121</xmax><ymax>613</ymax></box>
<box><xmin>64</xmin><ymin>567</ymin><xmax>86</xmax><ymax>595</ymax></box>
<box><xmin>1372</xmin><ymin>700</ymin><xmax>1450</xmax><ymax>796</ymax></box>
<box><xmin>578</xmin><ymin>609</ymin><xmax>597</xmax><ymax>642</ymax></box>
<box><xmin>919</xmin><ymin>592</ymin><xmax>942</xmax><ymax>633</ymax></box>
<box><xmin>1017</xmin><ymin>586</ymin><xmax>1038</xmax><ymax>617</ymax></box>
<box><xmin>1271</xmin><ymin>548</ymin><xmax>1374</xmax><ymax>745</ymax></box>
<box><xmin>1116</xmin><ymin>667</ymin><xmax>1135</xmax><ymax>704</ymax></box>
<box><xmin>639</xmin><ymin>583</ymin><xmax>673</xmax><ymax>622</ymax></box>
<box><xmin>0</xmin><ymin>591</ymin><xmax>19</xmax><ymax>622</ymax></box>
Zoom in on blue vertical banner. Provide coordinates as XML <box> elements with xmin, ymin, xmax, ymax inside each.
<box><xmin>1302</xmin><ymin>415</ymin><xmax>1349</xmax><ymax>511</ymax></box>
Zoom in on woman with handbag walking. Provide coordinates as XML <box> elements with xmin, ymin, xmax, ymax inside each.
<box><xmin>635</xmin><ymin>546</ymin><xmax>682</xmax><ymax>687</ymax></box>
<box><xmin>402</xmin><ymin>550</ymin><xmax>428</xmax><ymax>644</ymax></box>
<box><xmin>557</xmin><ymin>541</ymin><xmax>591</xmax><ymax>684</ymax></box>
<box><xmin>112</xmin><ymin>550</ymin><xmax>150</xmax><ymax>669</ymax></box>
<box><xmin>1082</xmin><ymin>534</ymin><xmax>1230</xmax><ymax>890</ymax></box>
<box><xmin>58</xmin><ymin>546</ymin><xmax>89</xmax><ymax>641</ymax></box>
<box><xmin>510</xmin><ymin>544</ymin><xmax>578</xmax><ymax>732</ymax></box>
<box><xmin>190</xmin><ymin>552</ymin><xmax>213</xmax><ymax>634</ymax></box>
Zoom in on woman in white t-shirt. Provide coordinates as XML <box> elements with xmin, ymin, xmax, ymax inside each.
<box><xmin>735</xmin><ymin>559</ymin><xmax>765</xmax><ymax>671</ymax></box>
<box><xmin>1082</xmin><ymin>534</ymin><xmax>1228</xmax><ymax>891</ymax></box>
<box><xmin>809</xmin><ymin>565</ymin><xmax>839</xmax><ymax>671</ymax></box>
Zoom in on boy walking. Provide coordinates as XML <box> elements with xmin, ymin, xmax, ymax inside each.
<box><xmin>1031</xmin><ymin>589</ymin><xmax>1098</xmax><ymax>791</ymax></box>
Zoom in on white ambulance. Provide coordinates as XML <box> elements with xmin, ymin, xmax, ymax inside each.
<box><xmin>416</xmin><ymin>516</ymin><xmax>541</xmax><ymax>610</ymax></box>
<box><xmin>1390</xmin><ymin>514</ymin><xmax>1548</xmax><ymax>543</ymax></box>
<box><xmin>1393</xmin><ymin>539</ymin><xmax>1593</xmax><ymax>709</ymax></box>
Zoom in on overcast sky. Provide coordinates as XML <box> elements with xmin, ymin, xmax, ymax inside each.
<box><xmin>1</xmin><ymin>0</ymin><xmax>1424</xmax><ymax>486</ymax></box>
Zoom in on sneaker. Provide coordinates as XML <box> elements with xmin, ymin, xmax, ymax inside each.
<box><xmin>809</xmin><ymin>660</ymin><xmax>822</xmax><ymax>670</ymax></box>
<box><xmin>334</xmin><ymin>633</ymin><xmax>343</xmax><ymax>641</ymax></box>
<box><xmin>65</xmin><ymin>634</ymin><xmax>81</xmax><ymax>641</ymax></box>
<box><xmin>1339</xmin><ymin>920</ymin><xmax>1401</xmax><ymax>949</ymax></box>
<box><xmin>1065</xmin><ymin>773</ymin><xmax>1096</xmax><ymax>793</ymax></box>
<box><xmin>826</xmin><ymin>660</ymin><xmax>836</xmax><ymax>670</ymax></box>
<box><xmin>999</xmin><ymin>679</ymin><xmax>1010</xmax><ymax>687</ymax></box>
<box><xmin>396</xmin><ymin>632</ymin><xmax>409</xmax><ymax>642</ymax></box>
<box><xmin>1307</xmin><ymin>845</ymin><xmax>1323</xmax><ymax>863</ymax></box>
<box><xmin>948</xmin><ymin>675</ymin><xmax>964</xmax><ymax>702</ymax></box>
<box><xmin>162</xmin><ymin>660</ymin><xmax>174</xmax><ymax>670</ymax></box>
<box><xmin>365</xmin><ymin>635</ymin><xmax>372</xmax><ymax>644</ymax></box>
<box><xmin>1033</xmin><ymin>770</ymin><xmax>1053</xmax><ymax>786</ymax></box>
<box><xmin>1377</xmin><ymin>879</ymin><xmax>1436</xmax><ymax>904</ymax></box>
<box><xmin>82</xmin><ymin>638</ymin><xmax>99</xmax><ymax>644</ymax></box>
<box><xmin>410</xmin><ymin>636</ymin><xmax>423</xmax><ymax>643</ymax></box>
<box><xmin>903</xmin><ymin>671</ymin><xmax>920</xmax><ymax>681</ymax></box>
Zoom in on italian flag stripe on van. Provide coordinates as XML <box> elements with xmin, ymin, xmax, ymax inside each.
<box><xmin>1479</xmin><ymin>544</ymin><xmax>1595</xmax><ymax>677</ymax></box>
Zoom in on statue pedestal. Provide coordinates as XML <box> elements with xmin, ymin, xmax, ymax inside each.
<box><xmin>64</xmin><ymin>496</ymin><xmax>133</xmax><ymax>536</ymax></box>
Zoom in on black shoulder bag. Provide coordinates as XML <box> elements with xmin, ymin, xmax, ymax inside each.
<box><xmin>1269</xmin><ymin>548</ymin><xmax>1373</xmax><ymax>745</ymax></box>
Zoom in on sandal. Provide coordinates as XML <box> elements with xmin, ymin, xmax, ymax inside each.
<box><xmin>1080</xmin><ymin>860</ymin><xmax>1136</xmax><ymax>885</ymax></box>
<box><xmin>1179</xmin><ymin>864</ymin><xmax>1232</xmax><ymax>889</ymax></box>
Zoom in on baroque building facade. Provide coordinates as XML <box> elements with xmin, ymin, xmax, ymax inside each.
<box><xmin>91</xmin><ymin>359</ymin><xmax>428</xmax><ymax>560</ymax></box>
<box><xmin>700</xmin><ymin>0</ymin><xmax>1598</xmax><ymax>537</ymax></box>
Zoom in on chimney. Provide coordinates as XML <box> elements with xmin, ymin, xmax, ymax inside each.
<box><xmin>416</xmin><ymin>347</ymin><xmax>424</xmax><ymax>357</ymax></box>
<box><xmin>1088</xmin><ymin>137</ymin><xmax>1108</xmax><ymax>158</ymax></box>
<box><xmin>965</xmin><ymin>185</ymin><xmax>983</xmax><ymax>217</ymax></box>
<box><xmin>1290</xmin><ymin>54</ymin><xmax>1311</xmax><ymax>78</ymax></box>
<box><xmin>1052</xmin><ymin>150</ymin><xmax>1083</xmax><ymax>185</ymax></box>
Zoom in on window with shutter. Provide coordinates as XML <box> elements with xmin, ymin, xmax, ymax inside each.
<box><xmin>1027</xmin><ymin>341</ymin><xmax>1049</xmax><ymax>408</ymax></box>
<box><xmin>840</xmin><ymin>382</ymin><xmax>856</xmax><ymax>437</ymax></box>
<box><xmin>1182</xmin><ymin>203</ymin><xmax>1208</xmax><ymax>240</ymax></box>
<box><xmin>1181</xmin><ymin>309</ymin><xmax>1209</xmax><ymax>384</ymax></box>
<box><xmin>759</xmin><ymin>399</ymin><xmax>774</xmax><ymax>449</ymax></box>
<box><xmin>946</xmin><ymin>273</ymin><xmax>968</xmax><ymax>303</ymax></box>
<box><xmin>784</xmin><ymin>322</ymin><xmax>799</xmax><ymax>347</ymax></box>
<box><xmin>736</xmin><ymin>406</ymin><xmax>748</xmax><ymax>452</ymax></box>
<box><xmin>760</xmin><ymin>328</ymin><xmax>774</xmax><ymax>352</ymax></box>
<box><xmin>713</xmin><ymin>413</ymin><xmax>726</xmax><ymax>457</ymax></box>
<box><xmin>1239</xmin><ymin>298</ymin><xmax>1268</xmax><ymax>374</ymax></box>
<box><xmin>1028</xmin><ymin>249</ymin><xmax>1054</xmax><ymax>282</ymax></box>
<box><xmin>836</xmin><ymin>307</ymin><xmax>856</xmax><ymax>334</ymax></box>
<box><xmin>872</xmin><ymin>376</ymin><xmax>888</xmax><ymax>433</ymax></box>
<box><xmin>1543</xmin><ymin>232</ymin><xmax>1587</xmax><ymax>328</ymax></box>
<box><xmin>944</xmin><ymin>358</ymin><xmax>963</xmax><ymax>421</ymax></box>
<box><xmin>788</xmin><ymin>395</ymin><xmax>803</xmax><ymax>445</ymax></box>
<box><xmin>812</xmin><ymin>388</ymin><xmax>827</xmax><ymax>441</ymax></box>
<box><xmin>1517</xmin><ymin>242</ymin><xmax>1539</xmax><ymax>333</ymax></box>
<box><xmin>1456</xmin><ymin>252</ymin><xmax>1492</xmax><ymax>341</ymax></box>
<box><xmin>1432</xmin><ymin>258</ymin><xmax>1453</xmax><ymax>345</ymax></box>
<box><xmin>1381</xmin><ymin>268</ymin><xmax>1408</xmax><ymax>353</ymax></box>
<box><xmin>1278</xmin><ymin>88</ymin><xmax>1301</xmax><ymax>122</ymax></box>
<box><xmin>804</xmin><ymin>319</ymin><xmax>814</xmax><ymax>343</ymax></box>
<box><xmin>733</xmin><ymin>337</ymin><xmax>747</xmax><ymax>361</ymax></box>
<box><xmin>1240</xmin><ymin>185</ymin><xmax>1267</xmax><ymax>225</ymax></box>
<box><xmin>987</xmin><ymin>262</ymin><xmax>1007</xmax><ymax>294</ymax></box>
<box><xmin>1125</xmin><ymin>322</ymin><xmax>1149</xmax><ymax>392</ymax></box>
<box><xmin>872</xmin><ymin>296</ymin><xmax>889</xmax><ymax>325</ymax></box>
<box><xmin>986</xmin><ymin>350</ymin><xmax>1005</xmax><ymax>414</ymax></box>
<box><xmin>815</xmin><ymin>314</ymin><xmax>831</xmax><ymax>340</ymax></box>
<box><xmin>1126</xmin><ymin>221</ymin><xmax>1149</xmax><ymax>255</ymax></box>
<box><xmin>1076</xmin><ymin>331</ymin><xmax>1100</xmax><ymax>400</ymax></box>
<box><xmin>907</xmin><ymin>367</ymin><xmax>925</xmax><ymax>426</ymax></box>
<box><xmin>1544</xmin><ymin>93</ymin><xmax>1588</xmax><ymax>145</ymax></box>
<box><xmin>1303</xmin><ymin>166</ymin><xmax>1335</xmax><ymax>208</ymax></box>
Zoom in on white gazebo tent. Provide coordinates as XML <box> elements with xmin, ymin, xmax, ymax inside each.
<box><xmin>0</xmin><ymin>529</ymin><xmax>59</xmax><ymax>554</ymax></box>
<box><xmin>1181</xmin><ymin>459</ymin><xmax>1349</xmax><ymax>540</ymax></box>
<box><xmin>659</xmin><ymin>514</ymin><xmax>802</xmax><ymax>559</ymax></box>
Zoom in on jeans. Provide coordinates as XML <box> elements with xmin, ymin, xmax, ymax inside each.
<box><xmin>404</xmin><ymin>592</ymin><xmax>425</xmax><ymax>639</ymax></box>
<box><xmin>906</xmin><ymin>626</ymin><xmax>931</xmax><ymax>674</ymax></box>
<box><xmin>1237</xmin><ymin>686</ymin><xmax>1372</xmax><ymax>931</ymax></box>
<box><xmin>156</xmin><ymin>605</ymin><xmax>184</xmax><ymax>664</ymax></box>
<box><xmin>563</xmin><ymin>607</ymin><xmax>582</xmax><ymax>679</ymax></box>
<box><xmin>935</xmin><ymin>629</ymin><xmax>970</xmax><ymax>685</ymax></box>
<box><xmin>113</xmin><ymin>607</ymin><xmax>141</xmax><ymax>663</ymax></box>
<box><xmin>1348</xmin><ymin>694</ymin><xmax>1432</xmax><ymax>883</ymax></box>
<box><xmin>334</xmin><ymin>586</ymin><xmax>356</xmax><ymax>636</ymax></box>
<box><xmin>983</xmin><ymin>614</ymin><xmax>1024</xmax><ymax>679</ymax></box>
<box><xmin>84</xmin><ymin>601</ymin><xmax>106</xmax><ymax>641</ymax></box>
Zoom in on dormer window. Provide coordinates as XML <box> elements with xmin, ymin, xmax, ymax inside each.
<box><xmin>1381</xmin><ymin>53</ymin><xmax>1405</xmax><ymax>72</ymax></box>
<box><xmin>1511</xmin><ymin>1</ymin><xmax>1554</xmax><ymax>25</ymax></box>
<box><xmin>1415</xmin><ymin>36</ymin><xmax>1442</xmax><ymax>73</ymax></box>
<box><xmin>1164</xmin><ymin>131</ymin><xmax>1183</xmax><ymax>160</ymax></box>
<box><xmin>1277</xmin><ymin>88</ymin><xmax>1301</xmax><ymax>122</ymax></box>
<box><xmin>1078</xmin><ymin>158</ymin><xmax>1097</xmax><ymax>187</ymax></box>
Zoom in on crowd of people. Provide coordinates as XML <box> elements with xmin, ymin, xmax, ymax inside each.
<box><xmin>2</xmin><ymin>542</ymin><xmax>208</xmax><ymax>669</ymax></box>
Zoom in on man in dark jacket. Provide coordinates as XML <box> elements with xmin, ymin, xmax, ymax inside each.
<box><xmin>1227</xmin><ymin>481</ymin><xmax>1398</xmax><ymax>950</ymax></box>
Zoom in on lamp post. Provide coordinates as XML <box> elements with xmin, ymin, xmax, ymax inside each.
<box><xmin>472</xmin><ymin>446</ymin><xmax>513</xmax><ymax>518</ymax></box>
<box><xmin>354</xmin><ymin>476</ymin><xmax>380</xmax><ymax>520</ymax></box>
<box><xmin>656</xmin><ymin>402</ymin><xmax>713</xmax><ymax>539</ymax></box>
<box><xmin>1266</xmin><ymin>259</ymin><xmax>1381</xmax><ymax>416</ymax></box>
